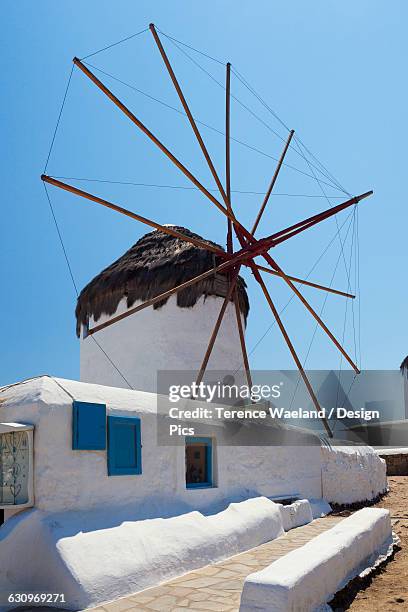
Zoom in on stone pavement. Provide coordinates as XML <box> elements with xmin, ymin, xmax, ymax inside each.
<box><xmin>89</xmin><ymin>515</ymin><xmax>342</xmax><ymax>612</ymax></box>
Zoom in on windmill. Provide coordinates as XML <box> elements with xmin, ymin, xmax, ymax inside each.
<box><xmin>41</xmin><ymin>24</ymin><xmax>373</xmax><ymax>438</ymax></box>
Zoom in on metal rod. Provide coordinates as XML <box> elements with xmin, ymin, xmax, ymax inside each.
<box><xmin>267</xmin><ymin>190</ymin><xmax>373</xmax><ymax>246</ymax></box>
<box><xmin>88</xmin><ymin>258</ymin><xmax>247</xmax><ymax>334</ymax></box>
<box><xmin>254</xmin><ymin>264</ymin><xmax>355</xmax><ymax>299</ymax></box>
<box><xmin>263</xmin><ymin>252</ymin><xmax>360</xmax><ymax>373</ymax></box>
<box><xmin>251</xmin><ymin>129</ymin><xmax>295</xmax><ymax>235</ymax></box>
<box><xmin>233</xmin><ymin>289</ymin><xmax>253</xmax><ymax>388</ymax></box>
<box><xmin>251</xmin><ymin>264</ymin><xmax>332</xmax><ymax>437</ymax></box>
<box><xmin>41</xmin><ymin>175</ymin><xmax>226</xmax><ymax>256</ymax></box>
<box><xmin>195</xmin><ymin>268</ymin><xmax>241</xmax><ymax>387</ymax></box>
<box><xmin>225</xmin><ymin>62</ymin><xmax>233</xmax><ymax>254</ymax></box>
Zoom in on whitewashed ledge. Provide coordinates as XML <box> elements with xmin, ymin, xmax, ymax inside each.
<box><xmin>240</xmin><ymin>508</ymin><xmax>397</xmax><ymax>612</ymax></box>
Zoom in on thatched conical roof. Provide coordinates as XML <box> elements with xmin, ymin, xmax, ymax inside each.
<box><xmin>75</xmin><ymin>226</ymin><xmax>249</xmax><ymax>336</ymax></box>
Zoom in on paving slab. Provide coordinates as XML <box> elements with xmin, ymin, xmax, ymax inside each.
<box><xmin>89</xmin><ymin>516</ymin><xmax>342</xmax><ymax>612</ymax></box>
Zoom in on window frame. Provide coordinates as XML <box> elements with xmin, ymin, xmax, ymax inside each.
<box><xmin>107</xmin><ymin>415</ymin><xmax>142</xmax><ymax>476</ymax></box>
<box><xmin>185</xmin><ymin>436</ymin><xmax>213</xmax><ymax>489</ymax></box>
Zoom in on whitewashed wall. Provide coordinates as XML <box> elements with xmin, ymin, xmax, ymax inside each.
<box><xmin>80</xmin><ymin>295</ymin><xmax>247</xmax><ymax>393</ymax></box>
<box><xmin>0</xmin><ymin>377</ymin><xmax>322</xmax><ymax>514</ymax></box>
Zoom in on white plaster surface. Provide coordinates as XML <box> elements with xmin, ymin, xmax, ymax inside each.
<box><xmin>80</xmin><ymin>295</ymin><xmax>248</xmax><ymax>393</ymax></box>
<box><xmin>0</xmin><ymin>497</ymin><xmax>284</xmax><ymax>611</ymax></box>
<box><xmin>0</xmin><ymin>376</ymin><xmax>323</xmax><ymax>514</ymax></box>
<box><xmin>240</xmin><ymin>508</ymin><xmax>393</xmax><ymax>612</ymax></box>
<box><xmin>308</xmin><ymin>498</ymin><xmax>332</xmax><ymax>519</ymax></box>
<box><xmin>278</xmin><ymin>499</ymin><xmax>313</xmax><ymax>531</ymax></box>
<box><xmin>321</xmin><ymin>444</ymin><xmax>388</xmax><ymax>505</ymax></box>
<box><xmin>0</xmin><ymin>376</ymin><xmax>390</xmax><ymax>611</ymax></box>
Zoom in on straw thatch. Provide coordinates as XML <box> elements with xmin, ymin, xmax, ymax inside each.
<box><xmin>75</xmin><ymin>226</ymin><xmax>249</xmax><ymax>336</ymax></box>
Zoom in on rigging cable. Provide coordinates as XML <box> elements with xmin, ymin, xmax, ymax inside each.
<box><xmin>231</xmin><ymin>66</ymin><xmax>349</xmax><ymax>195</ymax></box>
<box><xmin>232</xmin><ymin>206</ymin><xmax>356</xmax><ymax>373</ymax></box>
<box><xmin>155</xmin><ymin>30</ymin><xmax>347</xmax><ymax>193</ymax></box>
<box><xmin>81</xmin><ymin>60</ymin><xmax>346</xmax><ymax>193</ymax></box>
<box><xmin>42</xmin><ymin>71</ymin><xmax>135</xmax><ymax>390</ymax></box>
<box><xmin>43</xmin><ymin>184</ymin><xmax>134</xmax><ymax>390</ymax></box>
<box><xmin>43</xmin><ymin>65</ymin><xmax>74</xmax><ymax>174</ymax></box>
<box><xmin>287</xmin><ymin>207</ymin><xmax>356</xmax><ymax>412</ymax></box>
<box><xmin>50</xmin><ymin>175</ymin><xmax>344</xmax><ymax>198</ymax></box>
<box><xmin>293</xmin><ymin>136</ymin><xmax>358</xmax><ymax>362</ymax></box>
<box><xmin>80</xmin><ymin>27</ymin><xmax>149</xmax><ymax>60</ymax></box>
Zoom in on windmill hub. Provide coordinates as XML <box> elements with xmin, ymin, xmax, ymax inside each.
<box><xmin>76</xmin><ymin>226</ymin><xmax>249</xmax><ymax>393</ymax></box>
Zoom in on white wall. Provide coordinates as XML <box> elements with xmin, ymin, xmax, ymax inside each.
<box><xmin>80</xmin><ymin>295</ymin><xmax>247</xmax><ymax>393</ymax></box>
<box><xmin>0</xmin><ymin>377</ymin><xmax>322</xmax><ymax>515</ymax></box>
<box><xmin>321</xmin><ymin>444</ymin><xmax>387</xmax><ymax>505</ymax></box>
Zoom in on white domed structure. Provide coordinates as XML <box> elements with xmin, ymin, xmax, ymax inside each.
<box><xmin>76</xmin><ymin>226</ymin><xmax>249</xmax><ymax>392</ymax></box>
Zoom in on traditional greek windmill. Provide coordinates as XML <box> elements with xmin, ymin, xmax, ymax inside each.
<box><xmin>41</xmin><ymin>24</ymin><xmax>373</xmax><ymax>437</ymax></box>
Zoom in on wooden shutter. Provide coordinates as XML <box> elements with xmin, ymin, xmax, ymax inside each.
<box><xmin>107</xmin><ymin>416</ymin><xmax>142</xmax><ymax>476</ymax></box>
<box><xmin>72</xmin><ymin>401</ymin><xmax>106</xmax><ymax>450</ymax></box>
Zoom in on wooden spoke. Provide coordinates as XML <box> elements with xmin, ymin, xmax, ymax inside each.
<box><xmin>233</xmin><ymin>288</ymin><xmax>252</xmax><ymax>389</ymax></box>
<box><xmin>150</xmin><ymin>25</ymin><xmax>229</xmax><ymax>208</ymax></box>
<box><xmin>254</xmin><ymin>264</ymin><xmax>355</xmax><ymax>299</ymax></box>
<box><xmin>195</xmin><ymin>268</ymin><xmax>241</xmax><ymax>387</ymax></box>
<box><xmin>251</xmin><ymin>129</ymin><xmax>294</xmax><ymax>235</ymax></box>
<box><xmin>41</xmin><ymin>175</ymin><xmax>225</xmax><ymax>256</ymax></box>
<box><xmin>263</xmin><ymin>252</ymin><xmax>360</xmax><ymax>373</ymax></box>
<box><xmin>251</xmin><ymin>264</ymin><xmax>332</xmax><ymax>438</ymax></box>
<box><xmin>225</xmin><ymin>62</ymin><xmax>233</xmax><ymax>253</ymax></box>
<box><xmin>73</xmin><ymin>57</ymin><xmax>253</xmax><ymax>241</ymax></box>
<box><xmin>266</xmin><ymin>191</ymin><xmax>373</xmax><ymax>246</ymax></box>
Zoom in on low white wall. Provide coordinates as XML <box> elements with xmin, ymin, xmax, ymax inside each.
<box><xmin>321</xmin><ymin>445</ymin><xmax>387</xmax><ymax>505</ymax></box>
<box><xmin>240</xmin><ymin>508</ymin><xmax>393</xmax><ymax>612</ymax></box>
<box><xmin>0</xmin><ymin>498</ymin><xmax>284</xmax><ymax>611</ymax></box>
<box><xmin>279</xmin><ymin>499</ymin><xmax>313</xmax><ymax>531</ymax></box>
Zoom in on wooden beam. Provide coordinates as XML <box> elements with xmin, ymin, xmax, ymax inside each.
<box><xmin>72</xmin><ymin>57</ymin><xmax>253</xmax><ymax>241</ymax></box>
<box><xmin>225</xmin><ymin>62</ymin><xmax>233</xmax><ymax>254</ymax></box>
<box><xmin>251</xmin><ymin>264</ymin><xmax>332</xmax><ymax>438</ymax></box>
<box><xmin>230</xmin><ymin>225</ymin><xmax>359</xmax><ymax>375</ymax></box>
<box><xmin>262</xmin><ymin>252</ymin><xmax>360</xmax><ymax>373</ymax></box>
<box><xmin>149</xmin><ymin>24</ymin><xmax>229</xmax><ymax>208</ymax></box>
<box><xmin>233</xmin><ymin>288</ymin><xmax>252</xmax><ymax>388</ymax></box>
<box><xmin>254</xmin><ymin>264</ymin><xmax>355</xmax><ymax>299</ymax></box>
<box><xmin>41</xmin><ymin>175</ymin><xmax>225</xmax><ymax>256</ymax></box>
<box><xmin>266</xmin><ymin>190</ymin><xmax>373</xmax><ymax>246</ymax></box>
<box><xmin>195</xmin><ymin>268</ymin><xmax>240</xmax><ymax>387</ymax></box>
<box><xmin>251</xmin><ymin>129</ymin><xmax>294</xmax><ymax>235</ymax></box>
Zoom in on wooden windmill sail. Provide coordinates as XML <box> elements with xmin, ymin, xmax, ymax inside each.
<box><xmin>41</xmin><ymin>24</ymin><xmax>373</xmax><ymax>438</ymax></box>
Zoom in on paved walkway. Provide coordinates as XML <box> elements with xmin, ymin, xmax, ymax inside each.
<box><xmin>90</xmin><ymin>515</ymin><xmax>342</xmax><ymax>612</ymax></box>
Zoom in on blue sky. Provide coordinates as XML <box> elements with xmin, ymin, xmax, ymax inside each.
<box><xmin>1</xmin><ymin>0</ymin><xmax>406</xmax><ymax>386</ymax></box>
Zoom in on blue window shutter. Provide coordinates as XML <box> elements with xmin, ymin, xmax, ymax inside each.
<box><xmin>72</xmin><ymin>401</ymin><xmax>106</xmax><ymax>450</ymax></box>
<box><xmin>108</xmin><ymin>416</ymin><xmax>142</xmax><ymax>476</ymax></box>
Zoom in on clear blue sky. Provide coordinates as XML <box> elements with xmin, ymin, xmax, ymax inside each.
<box><xmin>1</xmin><ymin>0</ymin><xmax>406</xmax><ymax>386</ymax></box>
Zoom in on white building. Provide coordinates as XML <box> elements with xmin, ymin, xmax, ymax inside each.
<box><xmin>0</xmin><ymin>227</ymin><xmax>387</xmax><ymax>610</ymax></box>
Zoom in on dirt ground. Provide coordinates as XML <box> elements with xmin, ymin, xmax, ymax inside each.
<box><xmin>344</xmin><ymin>476</ymin><xmax>408</xmax><ymax>611</ymax></box>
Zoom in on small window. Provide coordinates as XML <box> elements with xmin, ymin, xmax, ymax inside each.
<box><xmin>0</xmin><ymin>423</ymin><xmax>34</xmax><ymax>510</ymax></box>
<box><xmin>185</xmin><ymin>437</ymin><xmax>213</xmax><ymax>488</ymax></box>
<box><xmin>108</xmin><ymin>416</ymin><xmax>142</xmax><ymax>476</ymax></box>
<box><xmin>72</xmin><ymin>401</ymin><xmax>106</xmax><ymax>450</ymax></box>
